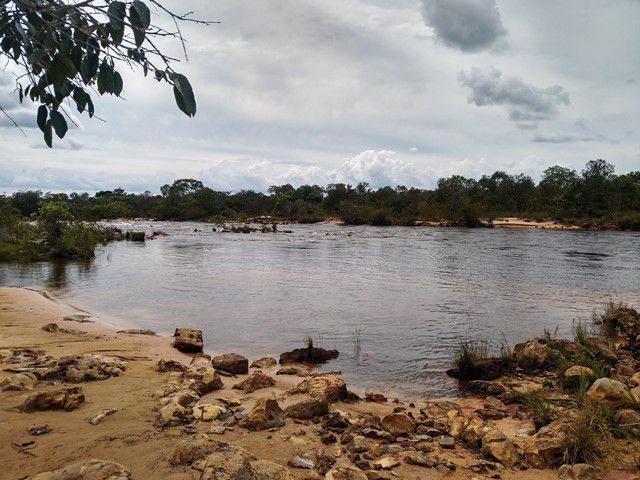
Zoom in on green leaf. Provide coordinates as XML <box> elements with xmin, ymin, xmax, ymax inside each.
<box><xmin>107</xmin><ymin>1</ymin><xmax>126</xmax><ymax>44</ymax></box>
<box><xmin>171</xmin><ymin>73</ymin><xmax>197</xmax><ymax>117</ymax></box>
<box><xmin>37</xmin><ymin>105</ymin><xmax>47</xmax><ymax>133</ymax></box>
<box><xmin>97</xmin><ymin>63</ymin><xmax>114</xmax><ymax>95</ymax></box>
<box><xmin>132</xmin><ymin>1</ymin><xmax>151</xmax><ymax>29</ymax></box>
<box><xmin>87</xmin><ymin>97</ymin><xmax>94</xmax><ymax>118</ymax></box>
<box><xmin>80</xmin><ymin>52</ymin><xmax>99</xmax><ymax>83</ymax></box>
<box><xmin>49</xmin><ymin>110</ymin><xmax>68</xmax><ymax>139</ymax></box>
<box><xmin>44</xmin><ymin>119</ymin><xmax>53</xmax><ymax>148</ymax></box>
<box><xmin>73</xmin><ymin>87</ymin><xmax>87</xmax><ymax>113</ymax></box>
<box><xmin>113</xmin><ymin>71</ymin><xmax>123</xmax><ymax>96</ymax></box>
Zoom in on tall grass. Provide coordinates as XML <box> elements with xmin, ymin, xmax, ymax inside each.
<box><xmin>453</xmin><ymin>341</ymin><xmax>488</xmax><ymax>379</ymax></box>
<box><xmin>517</xmin><ymin>389</ymin><xmax>555</xmax><ymax>431</ymax></box>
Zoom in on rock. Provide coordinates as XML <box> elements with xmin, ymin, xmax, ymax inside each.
<box><xmin>465</xmin><ymin>380</ymin><xmax>507</xmax><ymax>396</ymax></box>
<box><xmin>481</xmin><ymin>428</ymin><xmax>520</xmax><ymax>467</ymax></box>
<box><xmin>350</xmin><ymin>435</ymin><xmax>371</xmax><ymax>453</ymax></box>
<box><xmin>564</xmin><ymin>365</ymin><xmax>595</xmax><ymax>388</ymax></box>
<box><xmin>172</xmin><ymin>328</ymin><xmax>203</xmax><ymax>353</ymax></box>
<box><xmin>422</xmin><ymin>401</ymin><xmax>461</xmax><ymax>418</ymax></box>
<box><xmin>438</xmin><ymin>436</ymin><xmax>455</xmax><ymax>449</ymax></box>
<box><xmin>239</xmin><ymin>398</ymin><xmax>285</xmax><ymax>431</ymax></box>
<box><xmin>29</xmin><ymin>459</ymin><xmax>131</xmax><ymax>480</ymax></box>
<box><xmin>380</xmin><ymin>413</ymin><xmax>416</xmax><ymax>436</ymax></box>
<box><xmin>514</xmin><ymin>340</ymin><xmax>549</xmax><ymax>369</ymax></box>
<box><xmin>325</xmin><ymin>466</ymin><xmax>368</xmax><ymax>480</ymax></box>
<box><xmin>523</xmin><ymin>421</ymin><xmax>567</xmax><ymax>468</ymax></box>
<box><xmin>558</xmin><ymin>463</ymin><xmax>599</xmax><ymax>480</ymax></box>
<box><xmin>185</xmin><ymin>354</ymin><xmax>223</xmax><ymax>394</ymax></box>
<box><xmin>63</xmin><ymin>314</ymin><xmax>94</xmax><ymax>323</ymax></box>
<box><xmin>212</xmin><ymin>353</ymin><xmax>249</xmax><ymax>374</ymax></box>
<box><xmin>585</xmin><ymin>377</ymin><xmax>635</xmax><ymax>408</ymax></box>
<box><xmin>631</xmin><ymin>372</ymin><xmax>640</xmax><ymax>386</ymax></box>
<box><xmin>89</xmin><ymin>408</ymin><xmax>117</xmax><ymax>425</ymax></box>
<box><xmin>284</xmin><ymin>397</ymin><xmax>329</xmax><ymax>419</ymax></box>
<box><xmin>287</xmin><ymin>374</ymin><xmax>347</xmax><ymax>403</ymax></box>
<box><xmin>20</xmin><ymin>387</ymin><xmax>85</xmax><ymax>412</ymax></box>
<box><xmin>476</xmin><ymin>408</ymin><xmax>506</xmax><ymax>420</ymax></box>
<box><xmin>616</xmin><ymin>409</ymin><xmax>640</xmax><ymax>426</ymax></box>
<box><xmin>584</xmin><ymin>338</ymin><xmax>618</xmax><ymax>363</ymax></box>
<box><xmin>373</xmin><ymin>456</ymin><xmax>400</xmax><ymax>470</ymax></box>
<box><xmin>279</xmin><ymin>346</ymin><xmax>339</xmax><ymax>365</ymax></box>
<box><xmin>288</xmin><ymin>456</ymin><xmax>314</xmax><ymax>469</ymax></box>
<box><xmin>1</xmin><ymin>372</ymin><xmax>38</xmax><ymax>391</ymax></box>
<box><xmin>158</xmin><ymin>402</ymin><xmax>191</xmax><ymax>426</ymax></box>
<box><xmin>233</xmin><ymin>371</ymin><xmax>275</xmax><ymax>393</ymax></box>
<box><xmin>598</xmin><ymin>471</ymin><xmax>640</xmax><ymax>480</ymax></box>
<box><xmin>41</xmin><ymin>323</ymin><xmax>60</xmax><ymax>333</ymax></box>
<box><xmin>404</xmin><ymin>451</ymin><xmax>436</xmax><ymax>467</ymax></box>
<box><xmin>116</xmin><ymin>329</ymin><xmax>156</xmax><ymax>335</ymax></box>
<box><xmin>447</xmin><ymin>356</ymin><xmax>505</xmax><ymax>381</ymax></box>
<box><xmin>27</xmin><ymin>424</ymin><xmax>52</xmax><ymax>435</ymax></box>
<box><xmin>193</xmin><ymin>403</ymin><xmax>226</xmax><ymax>421</ymax></box>
<box><xmin>55</xmin><ymin>354</ymin><xmax>127</xmax><ymax>383</ymax></box>
<box><xmin>208</xmin><ymin>425</ymin><xmax>227</xmax><ymax>435</ymax></box>
<box><xmin>156</xmin><ymin>359</ymin><xmax>187</xmax><ymax>373</ymax></box>
<box><xmin>365</xmin><ymin>391</ymin><xmax>387</xmax><ymax>403</ymax></box>
<box><xmin>483</xmin><ymin>396</ymin><xmax>507</xmax><ymax>411</ymax></box>
<box><xmin>251</xmin><ymin>357</ymin><xmax>278</xmax><ymax>368</ymax></box>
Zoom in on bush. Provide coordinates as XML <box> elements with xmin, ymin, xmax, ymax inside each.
<box><xmin>517</xmin><ymin>389</ymin><xmax>555</xmax><ymax>431</ymax></box>
<box><xmin>615</xmin><ymin>213</ymin><xmax>640</xmax><ymax>231</ymax></box>
<box><xmin>453</xmin><ymin>341</ymin><xmax>488</xmax><ymax>379</ymax></box>
<box><xmin>560</xmin><ymin>401</ymin><xmax>616</xmax><ymax>465</ymax></box>
<box><xmin>124</xmin><ymin>231</ymin><xmax>146</xmax><ymax>241</ymax></box>
<box><xmin>370</xmin><ymin>209</ymin><xmax>393</xmax><ymax>226</ymax></box>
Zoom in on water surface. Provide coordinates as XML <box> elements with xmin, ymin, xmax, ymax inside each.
<box><xmin>1</xmin><ymin>222</ymin><xmax>639</xmax><ymax>397</ymax></box>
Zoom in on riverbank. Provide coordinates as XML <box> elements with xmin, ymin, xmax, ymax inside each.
<box><xmin>0</xmin><ymin>287</ymin><xmax>636</xmax><ymax>480</ymax></box>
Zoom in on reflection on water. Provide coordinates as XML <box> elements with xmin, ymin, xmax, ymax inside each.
<box><xmin>1</xmin><ymin>222</ymin><xmax>639</xmax><ymax>397</ymax></box>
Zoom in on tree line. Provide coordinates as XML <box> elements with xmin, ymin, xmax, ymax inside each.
<box><xmin>2</xmin><ymin>159</ymin><xmax>639</xmax><ymax>230</ymax></box>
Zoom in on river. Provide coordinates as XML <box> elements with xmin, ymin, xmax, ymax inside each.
<box><xmin>1</xmin><ymin>222</ymin><xmax>639</xmax><ymax>397</ymax></box>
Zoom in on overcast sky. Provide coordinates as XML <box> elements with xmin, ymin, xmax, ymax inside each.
<box><xmin>1</xmin><ymin>0</ymin><xmax>639</xmax><ymax>193</ymax></box>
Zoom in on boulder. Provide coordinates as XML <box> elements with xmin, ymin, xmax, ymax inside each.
<box><xmin>172</xmin><ymin>328</ymin><xmax>203</xmax><ymax>353</ymax></box>
<box><xmin>251</xmin><ymin>357</ymin><xmax>278</xmax><ymax>369</ymax></box>
<box><xmin>29</xmin><ymin>459</ymin><xmax>131</xmax><ymax>480</ymax></box>
<box><xmin>212</xmin><ymin>353</ymin><xmax>249</xmax><ymax>374</ymax></box>
<box><xmin>1</xmin><ymin>372</ymin><xmax>38</xmax><ymax>391</ymax></box>
<box><xmin>325</xmin><ymin>466</ymin><xmax>368</xmax><ymax>480</ymax></box>
<box><xmin>563</xmin><ymin>365</ymin><xmax>595</xmax><ymax>388</ymax></box>
<box><xmin>279</xmin><ymin>346</ymin><xmax>339</xmax><ymax>365</ymax></box>
<box><xmin>193</xmin><ymin>403</ymin><xmax>226</xmax><ymax>421</ymax></box>
<box><xmin>185</xmin><ymin>354</ymin><xmax>223</xmax><ymax>394</ymax></box>
<box><xmin>380</xmin><ymin>413</ymin><xmax>416</xmax><ymax>436</ymax></box>
<box><xmin>20</xmin><ymin>387</ymin><xmax>85</xmax><ymax>412</ymax></box>
<box><xmin>481</xmin><ymin>428</ymin><xmax>520</xmax><ymax>467</ymax></box>
<box><xmin>350</xmin><ymin>435</ymin><xmax>371</xmax><ymax>453</ymax></box>
<box><xmin>616</xmin><ymin>409</ymin><xmax>640</xmax><ymax>426</ymax></box>
<box><xmin>233</xmin><ymin>371</ymin><xmax>275</xmax><ymax>393</ymax></box>
<box><xmin>585</xmin><ymin>378</ymin><xmax>635</xmax><ymax>408</ymax></box>
<box><xmin>523</xmin><ymin>421</ymin><xmax>567</xmax><ymax>468</ymax></box>
<box><xmin>284</xmin><ymin>396</ymin><xmax>329</xmax><ymax>419</ymax></box>
<box><xmin>558</xmin><ymin>463</ymin><xmax>599</xmax><ymax>480</ymax></box>
<box><xmin>287</xmin><ymin>374</ymin><xmax>347</xmax><ymax>403</ymax></box>
<box><xmin>514</xmin><ymin>340</ymin><xmax>549</xmax><ymax>369</ymax></box>
<box><xmin>239</xmin><ymin>398</ymin><xmax>285</xmax><ymax>431</ymax></box>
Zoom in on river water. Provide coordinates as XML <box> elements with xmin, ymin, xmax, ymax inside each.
<box><xmin>1</xmin><ymin>222</ymin><xmax>639</xmax><ymax>397</ymax></box>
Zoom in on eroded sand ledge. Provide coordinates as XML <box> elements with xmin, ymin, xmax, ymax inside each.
<box><xmin>0</xmin><ymin>287</ymin><xmax>560</xmax><ymax>479</ymax></box>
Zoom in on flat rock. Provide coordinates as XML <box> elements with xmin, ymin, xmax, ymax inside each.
<box><xmin>27</xmin><ymin>424</ymin><xmax>52</xmax><ymax>436</ymax></box>
<box><xmin>212</xmin><ymin>353</ymin><xmax>249</xmax><ymax>374</ymax></box>
<box><xmin>438</xmin><ymin>436</ymin><xmax>455</xmax><ymax>449</ymax></box>
<box><xmin>20</xmin><ymin>387</ymin><xmax>85</xmax><ymax>412</ymax></box>
<box><xmin>193</xmin><ymin>403</ymin><xmax>225</xmax><ymax>421</ymax></box>
<box><xmin>29</xmin><ymin>459</ymin><xmax>131</xmax><ymax>480</ymax></box>
<box><xmin>380</xmin><ymin>412</ymin><xmax>416</xmax><ymax>436</ymax></box>
<box><xmin>251</xmin><ymin>357</ymin><xmax>277</xmax><ymax>369</ymax></box>
<box><xmin>279</xmin><ymin>346</ymin><xmax>339</xmax><ymax>365</ymax></box>
<box><xmin>325</xmin><ymin>466</ymin><xmax>368</xmax><ymax>480</ymax></box>
<box><xmin>558</xmin><ymin>463</ymin><xmax>599</xmax><ymax>480</ymax></box>
<box><xmin>288</xmin><ymin>456</ymin><xmax>314</xmax><ymax>469</ymax></box>
<box><xmin>585</xmin><ymin>377</ymin><xmax>635</xmax><ymax>408</ymax></box>
<box><xmin>373</xmin><ymin>456</ymin><xmax>400</xmax><ymax>470</ymax></box>
<box><xmin>63</xmin><ymin>314</ymin><xmax>94</xmax><ymax>323</ymax></box>
<box><xmin>1</xmin><ymin>372</ymin><xmax>38</xmax><ymax>391</ymax></box>
<box><xmin>287</xmin><ymin>374</ymin><xmax>347</xmax><ymax>403</ymax></box>
<box><xmin>284</xmin><ymin>396</ymin><xmax>329</xmax><ymax>419</ymax></box>
<box><xmin>404</xmin><ymin>451</ymin><xmax>436</xmax><ymax>468</ymax></box>
<box><xmin>185</xmin><ymin>354</ymin><xmax>223</xmax><ymax>394</ymax></box>
<box><xmin>233</xmin><ymin>371</ymin><xmax>275</xmax><ymax>393</ymax></box>
<box><xmin>116</xmin><ymin>329</ymin><xmax>156</xmax><ymax>335</ymax></box>
<box><xmin>172</xmin><ymin>328</ymin><xmax>203</xmax><ymax>353</ymax></box>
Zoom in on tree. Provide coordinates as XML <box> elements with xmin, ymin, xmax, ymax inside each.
<box><xmin>0</xmin><ymin>0</ymin><xmax>211</xmax><ymax>146</ymax></box>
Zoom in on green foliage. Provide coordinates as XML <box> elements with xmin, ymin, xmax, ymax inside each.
<box><xmin>573</xmin><ymin>319</ymin><xmax>589</xmax><ymax>346</ymax></box>
<box><xmin>124</xmin><ymin>231</ymin><xmax>145</xmax><ymax>241</ymax></box>
<box><xmin>453</xmin><ymin>341</ymin><xmax>488</xmax><ymax>380</ymax></box>
<box><xmin>516</xmin><ymin>389</ymin><xmax>555</xmax><ymax>431</ymax></box>
<box><xmin>0</xmin><ymin>0</ymin><xmax>207</xmax><ymax>146</ymax></box>
<box><xmin>560</xmin><ymin>402</ymin><xmax>617</xmax><ymax>465</ymax></box>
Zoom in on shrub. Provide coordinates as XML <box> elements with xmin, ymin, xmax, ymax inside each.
<box><xmin>560</xmin><ymin>401</ymin><xmax>616</xmax><ymax>465</ymax></box>
<box><xmin>573</xmin><ymin>319</ymin><xmax>589</xmax><ymax>346</ymax></box>
<box><xmin>453</xmin><ymin>341</ymin><xmax>488</xmax><ymax>379</ymax></box>
<box><xmin>517</xmin><ymin>389</ymin><xmax>555</xmax><ymax>431</ymax></box>
<box><xmin>125</xmin><ymin>231</ymin><xmax>146</xmax><ymax>241</ymax></box>
<box><xmin>370</xmin><ymin>209</ymin><xmax>393</xmax><ymax>226</ymax></box>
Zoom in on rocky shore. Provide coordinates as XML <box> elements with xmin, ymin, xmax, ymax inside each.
<box><xmin>1</xmin><ymin>287</ymin><xmax>638</xmax><ymax>480</ymax></box>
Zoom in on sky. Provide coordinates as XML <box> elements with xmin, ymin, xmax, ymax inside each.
<box><xmin>1</xmin><ymin>0</ymin><xmax>639</xmax><ymax>193</ymax></box>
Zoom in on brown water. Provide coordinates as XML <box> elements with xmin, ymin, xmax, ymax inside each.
<box><xmin>1</xmin><ymin>222</ymin><xmax>639</xmax><ymax>397</ymax></box>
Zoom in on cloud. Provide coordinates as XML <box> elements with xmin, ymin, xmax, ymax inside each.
<box><xmin>420</xmin><ymin>0</ymin><xmax>507</xmax><ymax>52</ymax></box>
<box><xmin>336</xmin><ymin>150</ymin><xmax>430</xmax><ymax>187</ymax></box>
<box><xmin>532</xmin><ymin>134</ymin><xmax>597</xmax><ymax>144</ymax></box>
<box><xmin>459</xmin><ymin>66</ymin><xmax>570</xmax><ymax>129</ymax></box>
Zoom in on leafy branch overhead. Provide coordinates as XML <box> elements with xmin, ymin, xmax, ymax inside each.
<box><xmin>0</xmin><ymin>0</ymin><xmax>213</xmax><ymax>147</ymax></box>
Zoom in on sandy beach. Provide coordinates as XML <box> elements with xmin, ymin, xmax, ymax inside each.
<box><xmin>0</xmin><ymin>287</ymin><xmax>584</xmax><ymax>479</ymax></box>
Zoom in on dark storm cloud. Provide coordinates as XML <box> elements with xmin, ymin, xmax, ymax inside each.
<box><xmin>420</xmin><ymin>0</ymin><xmax>507</xmax><ymax>52</ymax></box>
<box><xmin>459</xmin><ymin>66</ymin><xmax>570</xmax><ymax>129</ymax></box>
